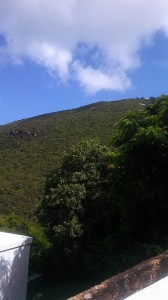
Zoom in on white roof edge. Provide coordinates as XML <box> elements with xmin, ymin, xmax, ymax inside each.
<box><xmin>0</xmin><ymin>231</ymin><xmax>33</xmax><ymax>252</ymax></box>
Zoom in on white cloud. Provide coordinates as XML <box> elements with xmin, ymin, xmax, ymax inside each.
<box><xmin>73</xmin><ymin>62</ymin><xmax>131</xmax><ymax>94</ymax></box>
<box><xmin>27</xmin><ymin>43</ymin><xmax>72</xmax><ymax>80</ymax></box>
<box><xmin>0</xmin><ymin>0</ymin><xmax>168</xmax><ymax>93</ymax></box>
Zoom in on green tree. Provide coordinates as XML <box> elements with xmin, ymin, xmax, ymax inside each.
<box><xmin>38</xmin><ymin>140</ymin><xmax>113</xmax><ymax>274</ymax></box>
<box><xmin>109</xmin><ymin>96</ymin><xmax>168</xmax><ymax>243</ymax></box>
<box><xmin>37</xmin><ymin>98</ymin><xmax>168</xmax><ymax>278</ymax></box>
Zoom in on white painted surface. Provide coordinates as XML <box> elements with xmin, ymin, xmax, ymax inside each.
<box><xmin>0</xmin><ymin>232</ymin><xmax>32</xmax><ymax>252</ymax></box>
<box><xmin>126</xmin><ymin>276</ymin><xmax>168</xmax><ymax>300</ymax></box>
<box><xmin>0</xmin><ymin>232</ymin><xmax>32</xmax><ymax>300</ymax></box>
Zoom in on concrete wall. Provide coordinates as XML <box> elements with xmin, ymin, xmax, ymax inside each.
<box><xmin>68</xmin><ymin>250</ymin><xmax>168</xmax><ymax>300</ymax></box>
<box><xmin>0</xmin><ymin>232</ymin><xmax>32</xmax><ymax>300</ymax></box>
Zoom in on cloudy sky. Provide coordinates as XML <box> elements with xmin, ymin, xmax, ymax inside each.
<box><xmin>0</xmin><ymin>0</ymin><xmax>168</xmax><ymax>124</ymax></box>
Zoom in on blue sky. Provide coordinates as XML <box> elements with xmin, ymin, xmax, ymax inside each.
<box><xmin>0</xmin><ymin>1</ymin><xmax>168</xmax><ymax>125</ymax></box>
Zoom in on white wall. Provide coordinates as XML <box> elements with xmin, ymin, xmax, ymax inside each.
<box><xmin>0</xmin><ymin>232</ymin><xmax>32</xmax><ymax>300</ymax></box>
<box><xmin>126</xmin><ymin>276</ymin><xmax>168</xmax><ymax>300</ymax></box>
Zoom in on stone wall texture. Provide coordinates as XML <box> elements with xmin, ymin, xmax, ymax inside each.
<box><xmin>68</xmin><ymin>250</ymin><xmax>168</xmax><ymax>300</ymax></box>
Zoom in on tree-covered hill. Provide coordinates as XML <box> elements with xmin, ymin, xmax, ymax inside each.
<box><xmin>0</xmin><ymin>98</ymin><xmax>149</xmax><ymax>217</ymax></box>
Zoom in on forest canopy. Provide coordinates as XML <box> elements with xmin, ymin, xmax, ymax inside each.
<box><xmin>37</xmin><ymin>96</ymin><xmax>168</xmax><ymax>278</ymax></box>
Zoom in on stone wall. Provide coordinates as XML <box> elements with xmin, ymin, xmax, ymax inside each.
<box><xmin>68</xmin><ymin>250</ymin><xmax>168</xmax><ymax>300</ymax></box>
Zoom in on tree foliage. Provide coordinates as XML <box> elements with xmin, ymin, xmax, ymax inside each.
<box><xmin>110</xmin><ymin>96</ymin><xmax>168</xmax><ymax>241</ymax></box>
<box><xmin>38</xmin><ymin>140</ymin><xmax>113</xmax><ymax>274</ymax></box>
<box><xmin>38</xmin><ymin>96</ymin><xmax>168</xmax><ymax>278</ymax></box>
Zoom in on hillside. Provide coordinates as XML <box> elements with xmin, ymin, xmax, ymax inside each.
<box><xmin>0</xmin><ymin>98</ymin><xmax>150</xmax><ymax>217</ymax></box>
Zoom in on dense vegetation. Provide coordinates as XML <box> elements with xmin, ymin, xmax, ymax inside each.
<box><xmin>37</xmin><ymin>96</ymin><xmax>168</xmax><ymax>279</ymax></box>
<box><xmin>38</xmin><ymin>140</ymin><xmax>111</xmax><ymax>277</ymax></box>
<box><xmin>2</xmin><ymin>96</ymin><xmax>167</xmax><ymax>281</ymax></box>
<box><xmin>0</xmin><ymin>98</ymin><xmax>148</xmax><ymax>217</ymax></box>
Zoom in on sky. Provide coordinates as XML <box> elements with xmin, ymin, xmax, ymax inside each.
<box><xmin>0</xmin><ymin>1</ymin><xmax>168</xmax><ymax>125</ymax></box>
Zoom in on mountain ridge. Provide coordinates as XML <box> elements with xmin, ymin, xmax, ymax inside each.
<box><xmin>0</xmin><ymin>98</ymin><xmax>150</xmax><ymax>217</ymax></box>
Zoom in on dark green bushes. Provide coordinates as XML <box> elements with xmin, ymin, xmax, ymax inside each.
<box><xmin>38</xmin><ymin>97</ymin><xmax>168</xmax><ymax>278</ymax></box>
